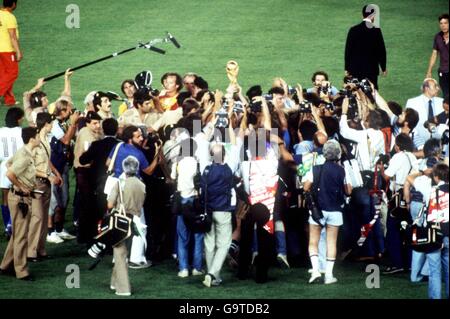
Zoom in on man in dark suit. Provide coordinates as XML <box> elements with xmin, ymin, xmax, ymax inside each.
<box><xmin>345</xmin><ymin>5</ymin><xmax>387</xmax><ymax>89</ymax></box>
<box><xmin>79</xmin><ymin>118</ymin><xmax>119</xmax><ymax>229</ymax></box>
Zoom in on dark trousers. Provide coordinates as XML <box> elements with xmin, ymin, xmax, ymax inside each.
<box><xmin>238</xmin><ymin>208</ymin><xmax>276</xmax><ymax>283</ymax></box>
<box><xmin>385</xmin><ymin>214</ymin><xmax>411</xmax><ymax>269</ymax></box>
<box><xmin>439</xmin><ymin>71</ymin><xmax>449</xmax><ymax>98</ymax></box>
<box><xmin>144</xmin><ymin>177</ymin><xmax>173</xmax><ymax>262</ymax></box>
<box><xmin>350</xmin><ymin>187</ymin><xmax>385</xmax><ymax>257</ymax></box>
<box><xmin>75</xmin><ymin>168</ymin><xmax>96</xmax><ymax>245</ymax></box>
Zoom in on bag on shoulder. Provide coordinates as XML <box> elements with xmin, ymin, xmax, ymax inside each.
<box><xmin>404</xmin><ymin>186</ymin><xmax>446</xmax><ymax>253</ymax></box>
<box><xmin>104</xmin><ymin>142</ymin><xmax>123</xmax><ymax>195</ymax></box>
<box><xmin>343</xmin><ymin>159</ymin><xmax>363</xmax><ymax>188</ymax></box>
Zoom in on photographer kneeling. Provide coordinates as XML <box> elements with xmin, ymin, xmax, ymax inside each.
<box><xmin>304</xmin><ymin>140</ymin><xmax>352</xmax><ymax>284</ymax></box>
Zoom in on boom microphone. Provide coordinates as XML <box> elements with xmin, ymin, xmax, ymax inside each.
<box><xmin>167</xmin><ymin>32</ymin><xmax>181</xmax><ymax>48</ymax></box>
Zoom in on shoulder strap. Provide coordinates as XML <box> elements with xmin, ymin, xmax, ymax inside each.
<box><xmin>117</xmin><ymin>179</ymin><xmax>126</xmax><ymax>215</ymax></box>
<box><xmin>108</xmin><ymin>142</ymin><xmax>124</xmax><ymax>174</ymax></box>
<box><xmin>40</xmin><ymin>141</ymin><xmax>50</xmax><ymax>159</ymax></box>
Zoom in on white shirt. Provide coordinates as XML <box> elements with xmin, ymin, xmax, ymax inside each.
<box><xmin>51</xmin><ymin>120</ymin><xmax>65</xmax><ymax>140</ymax></box>
<box><xmin>339</xmin><ymin>115</ymin><xmax>385</xmax><ymax>171</ymax></box>
<box><xmin>174</xmin><ymin>156</ymin><xmax>198</xmax><ymax>198</ymax></box>
<box><xmin>405</xmin><ymin>94</ymin><xmax>444</xmax><ymax>147</ymax></box>
<box><xmin>385</xmin><ymin>151</ymin><xmax>418</xmax><ymax>192</ymax></box>
<box><xmin>413</xmin><ymin>175</ymin><xmax>433</xmax><ymax>203</ymax></box>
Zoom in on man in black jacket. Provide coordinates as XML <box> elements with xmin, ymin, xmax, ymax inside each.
<box><xmin>345</xmin><ymin>4</ymin><xmax>387</xmax><ymax>89</ymax></box>
<box><xmin>79</xmin><ymin>118</ymin><xmax>119</xmax><ymax>226</ymax></box>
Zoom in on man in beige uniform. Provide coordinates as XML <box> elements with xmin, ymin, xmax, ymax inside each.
<box><xmin>0</xmin><ymin>127</ymin><xmax>40</xmax><ymax>281</ymax></box>
<box><xmin>74</xmin><ymin>111</ymin><xmax>102</xmax><ymax>245</ymax></box>
<box><xmin>118</xmin><ymin>88</ymin><xmax>162</xmax><ymax>132</ymax></box>
<box><xmin>108</xmin><ymin>156</ymin><xmax>146</xmax><ymax>296</ymax></box>
<box><xmin>27</xmin><ymin>113</ymin><xmax>62</xmax><ymax>261</ymax></box>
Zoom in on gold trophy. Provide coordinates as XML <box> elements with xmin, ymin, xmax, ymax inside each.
<box><xmin>226</xmin><ymin>60</ymin><xmax>239</xmax><ymax>85</ymax></box>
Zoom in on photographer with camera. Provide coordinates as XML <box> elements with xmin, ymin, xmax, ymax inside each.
<box><xmin>0</xmin><ymin>127</ymin><xmax>40</xmax><ymax>281</ymax></box>
<box><xmin>307</xmin><ymin>71</ymin><xmax>339</xmax><ymax>99</ymax></box>
<box><xmin>340</xmin><ymin>95</ymin><xmax>386</xmax><ymax>261</ymax></box>
<box><xmin>46</xmin><ymin>98</ymin><xmax>80</xmax><ymax>243</ymax></box>
<box><xmin>106</xmin><ymin>125</ymin><xmax>161</xmax><ymax>269</ymax></box>
<box><xmin>107</xmin><ymin>155</ymin><xmax>146</xmax><ymax>296</ymax></box>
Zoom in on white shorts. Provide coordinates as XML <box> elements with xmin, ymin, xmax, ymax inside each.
<box><xmin>309</xmin><ymin>210</ymin><xmax>343</xmax><ymax>227</ymax></box>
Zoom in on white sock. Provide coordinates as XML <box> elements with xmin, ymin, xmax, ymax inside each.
<box><xmin>325</xmin><ymin>259</ymin><xmax>335</xmax><ymax>279</ymax></box>
<box><xmin>310</xmin><ymin>254</ymin><xmax>319</xmax><ymax>272</ymax></box>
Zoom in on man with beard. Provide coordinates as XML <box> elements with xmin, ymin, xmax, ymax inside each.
<box><xmin>106</xmin><ymin>125</ymin><xmax>161</xmax><ymax>269</ymax></box>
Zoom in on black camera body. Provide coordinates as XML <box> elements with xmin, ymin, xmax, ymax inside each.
<box><xmin>298</xmin><ymin>101</ymin><xmax>312</xmax><ymax>113</ymax></box>
<box><xmin>356</xmin><ymin>78</ymin><xmax>375</xmax><ymax>103</ymax></box>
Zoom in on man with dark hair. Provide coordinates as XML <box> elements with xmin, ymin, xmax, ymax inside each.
<box><xmin>307</xmin><ymin>71</ymin><xmax>339</xmax><ymax>98</ymax></box>
<box><xmin>118</xmin><ymin>88</ymin><xmax>161</xmax><ymax>132</ymax></box>
<box><xmin>345</xmin><ymin>4</ymin><xmax>387</xmax><ymax>89</ymax></box>
<box><xmin>118</xmin><ymin>79</ymin><xmax>136</xmax><ymax>116</ymax></box>
<box><xmin>294</xmin><ymin>120</ymin><xmax>318</xmax><ymax>155</ymax></box>
<box><xmin>426</xmin><ymin>13</ymin><xmax>449</xmax><ymax>97</ymax></box>
<box><xmin>92</xmin><ymin>91</ymin><xmax>113</xmax><ymax>120</ymax></box>
<box><xmin>79</xmin><ymin>118</ymin><xmax>120</xmax><ymax>235</ymax></box>
<box><xmin>0</xmin><ymin>126</ymin><xmax>39</xmax><ymax>281</ymax></box>
<box><xmin>73</xmin><ymin>111</ymin><xmax>102</xmax><ymax>245</ymax></box>
<box><xmin>106</xmin><ymin>125</ymin><xmax>160</xmax><ymax>269</ymax></box>
<box><xmin>27</xmin><ymin>112</ymin><xmax>62</xmax><ymax>261</ymax></box>
<box><xmin>0</xmin><ymin>0</ymin><xmax>21</xmax><ymax>106</ymax></box>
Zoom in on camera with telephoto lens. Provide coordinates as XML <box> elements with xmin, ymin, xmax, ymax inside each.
<box><xmin>323</xmin><ymin>101</ymin><xmax>336</xmax><ymax>112</ymax></box>
<box><xmin>88</xmin><ymin>242</ymin><xmax>106</xmax><ymax>259</ymax></box>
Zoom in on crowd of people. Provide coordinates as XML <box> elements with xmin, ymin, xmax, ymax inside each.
<box><xmin>0</xmin><ymin>0</ymin><xmax>448</xmax><ymax>299</ymax></box>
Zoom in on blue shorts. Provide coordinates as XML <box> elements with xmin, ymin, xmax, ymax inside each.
<box><xmin>309</xmin><ymin>210</ymin><xmax>343</xmax><ymax>227</ymax></box>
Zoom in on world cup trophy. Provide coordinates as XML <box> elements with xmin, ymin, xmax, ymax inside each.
<box><xmin>226</xmin><ymin>60</ymin><xmax>240</xmax><ymax>85</ymax></box>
